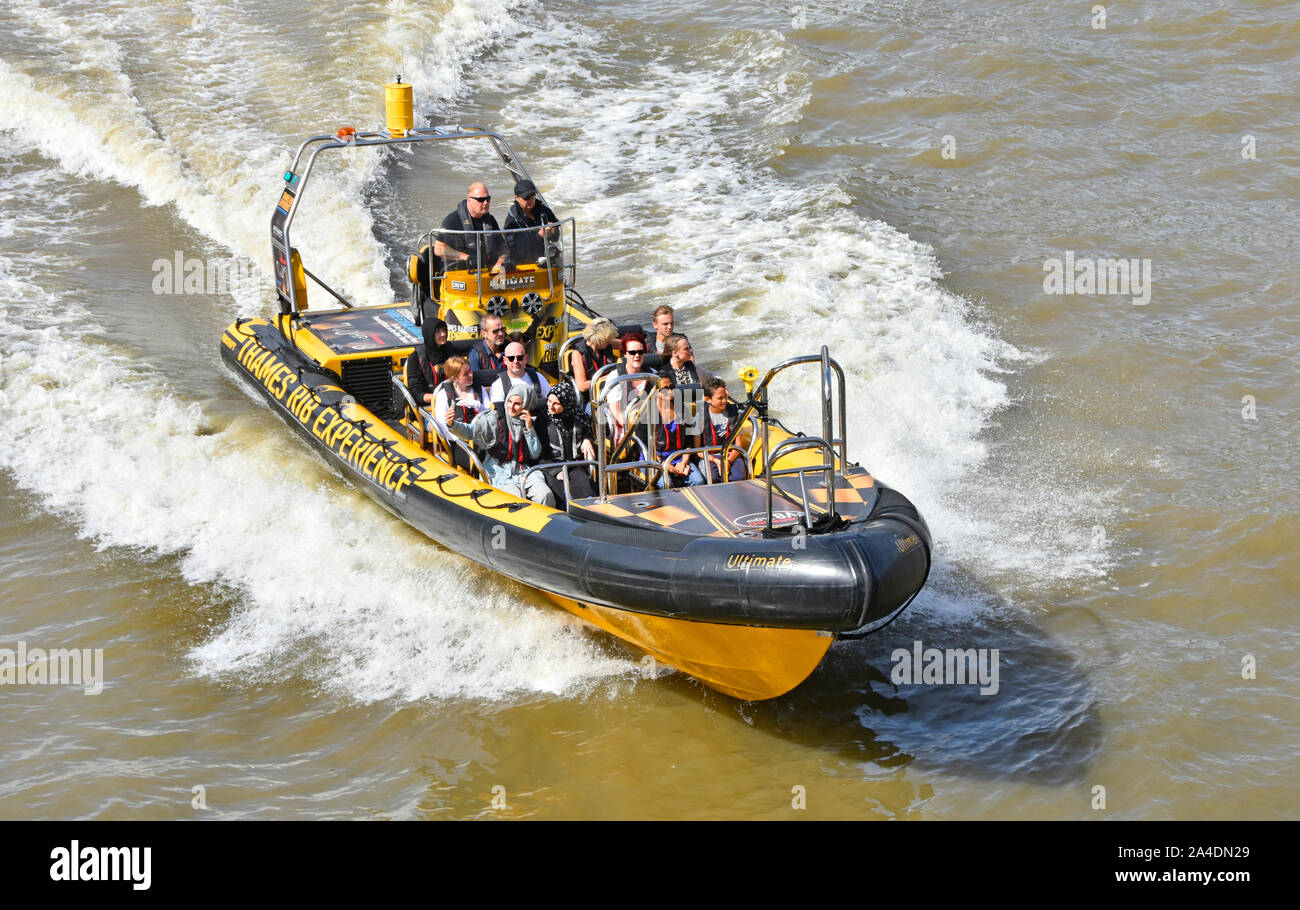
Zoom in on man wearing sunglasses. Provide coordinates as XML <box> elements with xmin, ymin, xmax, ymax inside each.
<box><xmin>467</xmin><ymin>313</ymin><xmax>509</xmax><ymax>400</ymax></box>
<box><xmin>434</xmin><ymin>182</ymin><xmax>508</xmax><ymax>273</ymax></box>
<box><xmin>502</xmin><ymin>178</ymin><xmax>559</xmax><ymax>265</ymax></box>
<box><xmin>489</xmin><ymin>340</ymin><xmax>551</xmax><ymax>410</ymax></box>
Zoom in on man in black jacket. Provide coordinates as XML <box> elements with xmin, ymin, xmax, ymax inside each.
<box><xmin>434</xmin><ymin>182</ymin><xmax>508</xmax><ymax>271</ymax></box>
<box><xmin>502</xmin><ymin>179</ymin><xmax>559</xmax><ymax>264</ymax></box>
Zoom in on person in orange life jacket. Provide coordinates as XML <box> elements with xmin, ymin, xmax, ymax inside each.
<box><xmin>569</xmin><ymin>317</ymin><xmax>619</xmax><ymax>400</ymax></box>
<box><xmin>700</xmin><ymin>375</ymin><xmax>746</xmax><ymax>483</ymax></box>
<box><xmin>539</xmin><ymin>383</ymin><xmax>597</xmax><ymax>505</ymax></box>
<box><xmin>449</xmin><ymin>382</ymin><xmax>554</xmax><ymax>506</ymax></box>
<box><xmin>408</xmin><ymin>318</ymin><xmax>457</xmax><ymax>406</ymax></box>
<box><xmin>502</xmin><ymin>179</ymin><xmax>559</xmax><ymax>264</ymax></box>
<box><xmin>604</xmin><ymin>330</ymin><xmax>653</xmax><ymax>447</ymax></box>
<box><xmin>489</xmin><ymin>341</ymin><xmax>551</xmax><ymax>409</ymax></box>
<box><xmin>653</xmin><ymin>372</ymin><xmax>704</xmax><ymax>489</ymax></box>
<box><xmin>434</xmin><ymin>182</ymin><xmax>508</xmax><ymax>272</ymax></box>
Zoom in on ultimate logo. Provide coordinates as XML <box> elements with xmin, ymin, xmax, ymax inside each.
<box><xmin>490</xmin><ymin>273</ymin><xmax>536</xmax><ymax>290</ymax></box>
<box><xmin>725</xmin><ymin>554</ymin><xmax>795</xmax><ymax>572</ymax></box>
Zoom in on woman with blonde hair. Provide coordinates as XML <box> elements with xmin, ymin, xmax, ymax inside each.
<box><xmin>569</xmin><ymin>317</ymin><xmax>619</xmax><ymax>398</ymax></box>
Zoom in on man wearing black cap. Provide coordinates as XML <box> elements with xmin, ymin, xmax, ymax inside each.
<box><xmin>502</xmin><ymin>178</ymin><xmax>560</xmax><ymax>265</ymax></box>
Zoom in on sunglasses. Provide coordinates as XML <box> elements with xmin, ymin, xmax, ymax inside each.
<box><xmin>487</xmin><ymin>327</ymin><xmax>505</xmax><ymax>334</ymax></box>
<box><xmin>624</xmin><ymin>348</ymin><xmax>645</xmax><ymax>355</ymax></box>
<box><xmin>470</xmin><ymin>195</ymin><xmax>491</xmax><ymax>203</ymax></box>
<box><xmin>504</xmin><ymin>354</ymin><xmax>526</xmax><ymax>362</ymax></box>
<box><xmin>519</xmin><ymin>193</ymin><xmax>536</xmax><ymax>201</ymax></box>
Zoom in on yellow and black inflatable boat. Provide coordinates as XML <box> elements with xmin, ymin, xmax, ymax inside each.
<box><xmin>221</xmin><ymin>83</ymin><xmax>931</xmax><ymax>700</ymax></box>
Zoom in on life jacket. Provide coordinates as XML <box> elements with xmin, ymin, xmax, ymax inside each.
<box><xmin>700</xmin><ymin>403</ymin><xmax>737</xmax><ymax>449</ymax></box>
<box><xmin>496</xmin><ymin>364</ymin><xmax>545</xmax><ymax>399</ymax></box>
<box><xmin>435</xmin><ymin>379</ymin><xmax>477</xmax><ymax>425</ymax></box>
<box><xmin>414</xmin><ymin>351</ymin><xmax>442</xmax><ymax>392</ymax></box>
<box><xmin>489</xmin><ymin>412</ymin><xmax>535</xmax><ymax>466</ymax></box>
<box><xmin>473</xmin><ymin>341</ymin><xmax>505</xmax><ymax>373</ymax></box>
<box><xmin>455</xmin><ymin>200</ymin><xmax>502</xmax><ymax>266</ymax></box>
<box><xmin>504</xmin><ymin>200</ymin><xmax>555</xmax><ymax>232</ymax></box>
<box><xmin>573</xmin><ymin>339</ymin><xmax>617</xmax><ymax>382</ymax></box>
<box><xmin>655</xmin><ymin>418</ymin><xmax>689</xmax><ymax>458</ymax></box>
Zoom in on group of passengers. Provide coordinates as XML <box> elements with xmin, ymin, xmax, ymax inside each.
<box><xmin>572</xmin><ymin>306</ymin><xmax>745</xmax><ymax>491</ymax></box>
<box><xmin>406</xmin><ymin>300</ymin><xmax>744</xmax><ymax>503</ymax></box>
<box><xmin>402</xmin><ymin>308</ymin><xmax>591</xmax><ymax>508</ymax></box>
<box><xmin>406</xmin><ymin>185</ymin><xmax>747</xmax><ymax>504</ymax></box>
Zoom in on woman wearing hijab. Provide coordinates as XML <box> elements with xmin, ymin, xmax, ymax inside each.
<box><xmin>408</xmin><ymin>318</ymin><xmax>458</xmax><ymax>406</ymax></box>
<box><xmin>449</xmin><ymin>381</ymin><xmax>554</xmax><ymax>506</ymax></box>
<box><xmin>539</xmin><ymin>383</ymin><xmax>598</xmax><ymax>505</ymax></box>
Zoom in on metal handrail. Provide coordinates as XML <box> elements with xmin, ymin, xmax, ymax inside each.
<box><xmin>522</xmin><ymin>459</ymin><xmax>599</xmax><ymax>507</ymax></box>
<box><xmin>436</xmin><ymin>418</ymin><xmax>490</xmax><ymax>482</ymax></box>
<box><xmin>412</xmin><ymin>219</ymin><xmax>576</xmax><ymax>310</ymax></box>
<box><xmin>588</xmin><ymin>361</ymin><xmax>623</xmax><ymax>412</ymax></box>
<box><xmin>392</xmin><ymin>375</ymin><xmax>490</xmax><ymax>480</ymax></box>
<box><xmin>392</xmin><ymin>373</ymin><xmax>424</xmax><ymax>444</ymax></box>
<box><xmin>764</xmin><ymin>436</ymin><xmax>839</xmax><ymax>529</ymax></box>
<box><xmin>558</xmin><ymin>333</ymin><xmax>582</xmax><ymax>383</ymax></box>
<box><xmin>719</xmin><ymin>346</ymin><xmax>847</xmax><ymax>531</ymax></box>
<box><xmin>594</xmin><ymin>370</ymin><xmax>667</xmax><ymax>498</ymax></box>
<box><xmin>600</xmin><ymin>458</ymin><xmax>667</xmax><ymax>493</ymax></box>
<box><xmin>660</xmin><ymin>443</ymin><xmax>750</xmax><ymax>486</ymax></box>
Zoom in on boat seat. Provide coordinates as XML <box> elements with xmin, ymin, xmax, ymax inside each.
<box><xmin>408</xmin><ymin>244</ymin><xmax>441</xmax><ymax>304</ymax></box>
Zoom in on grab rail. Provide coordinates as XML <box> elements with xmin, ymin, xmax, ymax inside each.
<box><xmin>661</xmin><ymin>444</ymin><xmax>750</xmax><ymax>486</ymax></box>
<box><xmin>522</xmin><ymin>460</ymin><xmax>599</xmax><ymax>506</ymax></box>
<box><xmin>412</xmin><ymin>218</ymin><xmax>577</xmax><ymax>310</ymax></box>
<box><xmin>391</xmin><ymin>375</ymin><xmax>489</xmax><ymax>481</ymax></box>
<box><xmin>593</xmin><ymin>370</ymin><xmax>667</xmax><ymax>498</ymax></box>
<box><xmin>764</xmin><ymin>437</ymin><xmax>838</xmax><ymax>529</ymax></box>
<box><xmin>557</xmin><ymin>333</ymin><xmax>582</xmax><ymax>383</ymax></box>
<box><xmin>392</xmin><ymin>373</ymin><xmax>422</xmax><ymax>443</ymax></box>
<box><xmin>720</xmin><ymin>346</ymin><xmax>846</xmax><ymax>531</ymax></box>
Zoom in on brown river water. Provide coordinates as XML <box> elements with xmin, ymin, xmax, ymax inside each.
<box><xmin>0</xmin><ymin>0</ymin><xmax>1295</xmax><ymax>819</ymax></box>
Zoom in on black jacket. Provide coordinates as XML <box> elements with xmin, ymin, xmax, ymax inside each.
<box><xmin>503</xmin><ymin>200</ymin><xmax>558</xmax><ymax>263</ymax></box>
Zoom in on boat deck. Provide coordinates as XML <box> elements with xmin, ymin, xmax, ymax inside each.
<box><xmin>569</xmin><ymin>467</ymin><xmax>879</xmax><ymax>537</ymax></box>
<box><xmin>297</xmin><ymin>306</ymin><xmax>422</xmax><ymax>356</ymax></box>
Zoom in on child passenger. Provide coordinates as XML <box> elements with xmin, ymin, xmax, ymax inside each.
<box><xmin>699</xmin><ymin>376</ymin><xmax>746</xmax><ymax>483</ymax></box>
